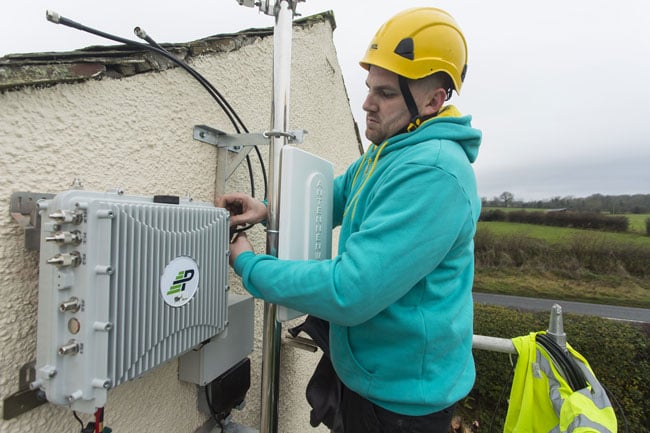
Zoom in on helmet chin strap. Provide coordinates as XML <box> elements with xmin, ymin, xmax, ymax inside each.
<box><xmin>398</xmin><ymin>75</ymin><xmax>439</xmax><ymax>133</ymax></box>
<box><xmin>398</xmin><ymin>75</ymin><xmax>422</xmax><ymax>132</ymax></box>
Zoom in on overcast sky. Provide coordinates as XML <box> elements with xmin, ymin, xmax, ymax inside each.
<box><xmin>3</xmin><ymin>1</ymin><xmax>650</xmax><ymax>201</ymax></box>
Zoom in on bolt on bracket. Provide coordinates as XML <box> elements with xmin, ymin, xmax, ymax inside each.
<box><xmin>2</xmin><ymin>361</ymin><xmax>46</xmax><ymax>420</ymax></box>
<box><xmin>10</xmin><ymin>192</ymin><xmax>55</xmax><ymax>251</ymax></box>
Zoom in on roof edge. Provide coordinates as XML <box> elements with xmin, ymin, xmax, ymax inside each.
<box><xmin>0</xmin><ymin>10</ymin><xmax>335</xmax><ymax>92</ymax></box>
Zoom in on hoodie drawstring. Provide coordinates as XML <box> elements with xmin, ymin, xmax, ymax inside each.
<box><xmin>344</xmin><ymin>140</ymin><xmax>390</xmax><ymax>220</ymax></box>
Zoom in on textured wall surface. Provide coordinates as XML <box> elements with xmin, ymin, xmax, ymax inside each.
<box><xmin>0</xmin><ymin>13</ymin><xmax>360</xmax><ymax>433</ymax></box>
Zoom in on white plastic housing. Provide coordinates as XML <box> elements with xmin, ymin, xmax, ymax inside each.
<box><xmin>277</xmin><ymin>146</ymin><xmax>333</xmax><ymax>321</ymax></box>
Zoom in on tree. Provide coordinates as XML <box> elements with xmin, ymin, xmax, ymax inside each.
<box><xmin>499</xmin><ymin>191</ymin><xmax>514</xmax><ymax>207</ymax></box>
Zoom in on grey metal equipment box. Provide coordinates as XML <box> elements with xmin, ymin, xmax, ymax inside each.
<box><xmin>32</xmin><ymin>189</ymin><xmax>231</xmax><ymax>414</ymax></box>
<box><xmin>178</xmin><ymin>293</ymin><xmax>254</xmax><ymax>386</ymax></box>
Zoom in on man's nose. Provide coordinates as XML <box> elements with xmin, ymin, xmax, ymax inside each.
<box><xmin>362</xmin><ymin>94</ymin><xmax>376</xmax><ymax>113</ymax></box>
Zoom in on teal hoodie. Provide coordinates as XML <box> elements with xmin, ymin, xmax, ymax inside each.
<box><xmin>234</xmin><ymin>107</ymin><xmax>482</xmax><ymax>416</ymax></box>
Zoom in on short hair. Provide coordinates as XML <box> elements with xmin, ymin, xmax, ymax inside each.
<box><xmin>411</xmin><ymin>71</ymin><xmax>454</xmax><ymax>100</ymax></box>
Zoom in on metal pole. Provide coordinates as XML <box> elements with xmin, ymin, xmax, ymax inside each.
<box><xmin>260</xmin><ymin>2</ymin><xmax>293</xmax><ymax>432</ymax></box>
<box><xmin>471</xmin><ymin>304</ymin><xmax>568</xmax><ymax>354</ymax></box>
<box><xmin>546</xmin><ymin>304</ymin><xmax>567</xmax><ymax>349</ymax></box>
<box><xmin>472</xmin><ymin>335</ymin><xmax>516</xmax><ymax>354</ymax></box>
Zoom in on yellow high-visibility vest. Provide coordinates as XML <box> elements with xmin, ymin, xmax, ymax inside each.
<box><xmin>504</xmin><ymin>331</ymin><xmax>617</xmax><ymax>433</ymax></box>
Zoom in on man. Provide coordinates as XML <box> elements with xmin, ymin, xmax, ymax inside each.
<box><xmin>217</xmin><ymin>7</ymin><xmax>482</xmax><ymax>433</ymax></box>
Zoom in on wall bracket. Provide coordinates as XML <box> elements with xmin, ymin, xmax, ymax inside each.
<box><xmin>193</xmin><ymin>124</ymin><xmax>305</xmax><ymax>151</ymax></box>
<box><xmin>192</xmin><ymin>124</ymin><xmax>306</xmax><ymax>199</ymax></box>
<box><xmin>9</xmin><ymin>192</ymin><xmax>54</xmax><ymax>251</ymax></box>
<box><xmin>2</xmin><ymin>361</ymin><xmax>46</xmax><ymax>420</ymax></box>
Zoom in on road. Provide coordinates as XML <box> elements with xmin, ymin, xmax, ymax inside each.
<box><xmin>473</xmin><ymin>292</ymin><xmax>650</xmax><ymax>324</ymax></box>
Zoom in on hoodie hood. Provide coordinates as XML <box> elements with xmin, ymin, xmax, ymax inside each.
<box><xmin>343</xmin><ymin>105</ymin><xmax>481</xmax><ymax>221</ymax></box>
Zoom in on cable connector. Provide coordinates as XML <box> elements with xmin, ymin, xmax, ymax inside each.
<box><xmin>132</xmin><ymin>26</ymin><xmax>164</xmax><ymax>51</ymax></box>
<box><xmin>133</xmin><ymin>26</ymin><xmax>148</xmax><ymax>40</ymax></box>
<box><xmin>45</xmin><ymin>10</ymin><xmax>61</xmax><ymax>24</ymax></box>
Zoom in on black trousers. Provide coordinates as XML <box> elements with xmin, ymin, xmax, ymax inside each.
<box><xmin>339</xmin><ymin>384</ymin><xmax>455</xmax><ymax>433</ymax></box>
<box><xmin>289</xmin><ymin>316</ymin><xmax>455</xmax><ymax>433</ymax></box>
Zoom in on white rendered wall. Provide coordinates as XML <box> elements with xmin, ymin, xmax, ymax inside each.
<box><xmin>0</xmin><ymin>15</ymin><xmax>360</xmax><ymax>433</ymax></box>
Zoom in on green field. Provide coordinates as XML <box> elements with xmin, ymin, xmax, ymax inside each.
<box><xmin>477</xmin><ymin>220</ymin><xmax>650</xmax><ymax>246</ymax></box>
<box><xmin>474</xmin><ymin>220</ymin><xmax>650</xmax><ymax>308</ymax></box>
<box><xmin>626</xmin><ymin>213</ymin><xmax>650</xmax><ymax>233</ymax></box>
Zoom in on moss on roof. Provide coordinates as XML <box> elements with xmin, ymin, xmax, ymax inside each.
<box><xmin>0</xmin><ymin>11</ymin><xmax>334</xmax><ymax>92</ymax></box>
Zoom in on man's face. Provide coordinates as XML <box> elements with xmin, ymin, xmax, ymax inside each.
<box><xmin>362</xmin><ymin>66</ymin><xmax>411</xmax><ymax>145</ymax></box>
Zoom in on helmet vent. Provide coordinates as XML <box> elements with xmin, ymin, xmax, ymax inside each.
<box><xmin>394</xmin><ymin>38</ymin><xmax>414</xmax><ymax>60</ymax></box>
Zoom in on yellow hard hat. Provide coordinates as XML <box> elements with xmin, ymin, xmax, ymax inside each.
<box><xmin>360</xmin><ymin>7</ymin><xmax>468</xmax><ymax>94</ymax></box>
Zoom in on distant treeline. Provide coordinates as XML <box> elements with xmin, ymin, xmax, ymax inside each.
<box><xmin>480</xmin><ymin>209</ymin><xmax>629</xmax><ymax>232</ymax></box>
<box><xmin>483</xmin><ymin>193</ymin><xmax>650</xmax><ymax>214</ymax></box>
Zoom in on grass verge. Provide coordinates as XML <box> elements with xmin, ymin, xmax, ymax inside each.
<box><xmin>474</xmin><ymin>267</ymin><xmax>650</xmax><ymax>309</ymax></box>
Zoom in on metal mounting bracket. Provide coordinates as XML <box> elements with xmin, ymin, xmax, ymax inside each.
<box><xmin>193</xmin><ymin>124</ymin><xmax>307</xmax><ymax>199</ymax></box>
<box><xmin>193</xmin><ymin>124</ymin><xmax>306</xmax><ymax>151</ymax></box>
<box><xmin>10</xmin><ymin>191</ymin><xmax>55</xmax><ymax>251</ymax></box>
<box><xmin>2</xmin><ymin>361</ymin><xmax>46</xmax><ymax>420</ymax></box>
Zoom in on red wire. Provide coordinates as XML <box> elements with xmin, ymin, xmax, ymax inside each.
<box><xmin>94</xmin><ymin>407</ymin><xmax>104</xmax><ymax>433</ymax></box>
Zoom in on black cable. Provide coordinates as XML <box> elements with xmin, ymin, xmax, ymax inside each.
<box><xmin>133</xmin><ymin>26</ymin><xmax>165</xmax><ymax>51</ymax></box>
<box><xmin>73</xmin><ymin>411</ymin><xmax>84</xmax><ymax>429</ymax></box>
<box><xmin>535</xmin><ymin>334</ymin><xmax>627</xmax><ymax>432</ymax></box>
<box><xmin>132</xmin><ymin>27</ymin><xmax>248</xmax><ymax>136</ymax></box>
<box><xmin>204</xmin><ymin>384</ymin><xmax>226</xmax><ymax>429</ymax></box>
<box><xmin>493</xmin><ymin>335</ymin><xmax>621</xmax><ymax>432</ymax></box>
<box><xmin>45</xmin><ymin>11</ymin><xmax>241</xmax><ymax>134</ymax></box>
<box><xmin>130</xmin><ymin>27</ymin><xmax>252</xmax><ymax>137</ymax></box>
<box><xmin>245</xmin><ymin>154</ymin><xmax>255</xmax><ymax>198</ymax></box>
<box><xmin>536</xmin><ymin>334</ymin><xmax>588</xmax><ymax>392</ymax></box>
<box><xmin>47</xmin><ymin>11</ymin><xmax>269</xmax><ymax>200</ymax></box>
<box><xmin>133</xmin><ymin>25</ymin><xmax>263</xmax><ymax>199</ymax></box>
<box><xmin>133</xmin><ymin>25</ymin><xmax>268</xmax><ymax>201</ymax></box>
<box><xmin>253</xmin><ymin>144</ymin><xmax>268</xmax><ymax>200</ymax></box>
<box><xmin>601</xmin><ymin>382</ymin><xmax>629</xmax><ymax>433</ymax></box>
<box><xmin>230</xmin><ymin>223</ymin><xmax>257</xmax><ymax>243</ymax></box>
<box><xmin>538</xmin><ymin>334</ymin><xmax>627</xmax><ymax>432</ymax></box>
<box><xmin>486</xmin><ymin>359</ymin><xmax>514</xmax><ymax>433</ymax></box>
<box><xmin>537</xmin><ymin>335</ymin><xmax>572</xmax><ymax>388</ymax></box>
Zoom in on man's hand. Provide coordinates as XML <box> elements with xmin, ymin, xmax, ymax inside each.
<box><xmin>215</xmin><ymin>192</ymin><xmax>267</xmax><ymax>227</ymax></box>
<box><xmin>229</xmin><ymin>232</ymin><xmax>253</xmax><ymax>266</ymax></box>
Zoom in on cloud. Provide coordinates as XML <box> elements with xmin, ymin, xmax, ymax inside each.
<box><xmin>477</xmin><ymin>148</ymin><xmax>650</xmax><ymax>201</ymax></box>
<box><xmin>3</xmin><ymin>0</ymin><xmax>650</xmax><ymax>202</ymax></box>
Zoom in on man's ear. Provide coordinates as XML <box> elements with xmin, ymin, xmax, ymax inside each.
<box><xmin>420</xmin><ymin>87</ymin><xmax>447</xmax><ymax>117</ymax></box>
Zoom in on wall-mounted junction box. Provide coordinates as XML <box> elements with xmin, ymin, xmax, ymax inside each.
<box><xmin>32</xmin><ymin>189</ymin><xmax>231</xmax><ymax>414</ymax></box>
<box><xmin>178</xmin><ymin>293</ymin><xmax>254</xmax><ymax>386</ymax></box>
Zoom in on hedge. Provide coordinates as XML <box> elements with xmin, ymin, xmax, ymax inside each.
<box><xmin>479</xmin><ymin>209</ymin><xmax>629</xmax><ymax>232</ymax></box>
